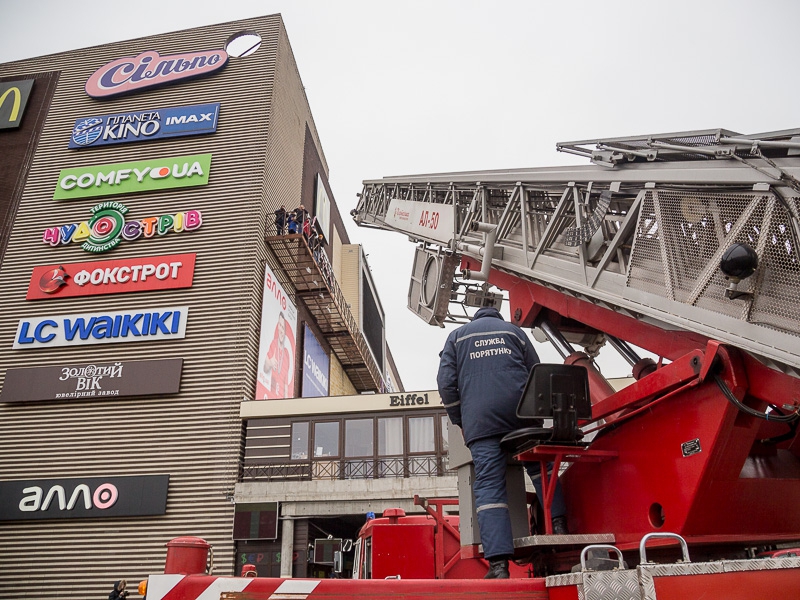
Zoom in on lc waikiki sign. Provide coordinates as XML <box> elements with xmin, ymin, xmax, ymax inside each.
<box><xmin>13</xmin><ymin>306</ymin><xmax>188</xmax><ymax>349</ymax></box>
<box><xmin>86</xmin><ymin>49</ymin><xmax>228</xmax><ymax>98</ymax></box>
<box><xmin>27</xmin><ymin>253</ymin><xmax>196</xmax><ymax>300</ymax></box>
<box><xmin>43</xmin><ymin>201</ymin><xmax>202</xmax><ymax>254</ymax></box>
<box><xmin>53</xmin><ymin>153</ymin><xmax>211</xmax><ymax>201</ymax></box>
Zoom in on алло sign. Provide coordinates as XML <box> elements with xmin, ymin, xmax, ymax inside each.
<box><xmin>54</xmin><ymin>153</ymin><xmax>211</xmax><ymax>201</ymax></box>
<box><xmin>0</xmin><ymin>475</ymin><xmax>169</xmax><ymax>521</ymax></box>
<box><xmin>86</xmin><ymin>49</ymin><xmax>228</xmax><ymax>98</ymax></box>
<box><xmin>70</xmin><ymin>103</ymin><xmax>220</xmax><ymax>148</ymax></box>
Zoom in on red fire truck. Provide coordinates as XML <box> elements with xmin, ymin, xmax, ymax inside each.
<box><xmin>141</xmin><ymin>128</ymin><xmax>800</xmax><ymax>599</ymax></box>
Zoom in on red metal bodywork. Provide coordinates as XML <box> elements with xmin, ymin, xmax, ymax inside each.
<box><xmin>141</xmin><ymin>252</ymin><xmax>800</xmax><ymax>599</ymax></box>
<box><xmin>468</xmin><ymin>260</ymin><xmax>800</xmax><ymax>556</ymax></box>
<box><xmin>356</xmin><ymin>499</ymin><xmax>531</xmax><ymax>580</ymax></box>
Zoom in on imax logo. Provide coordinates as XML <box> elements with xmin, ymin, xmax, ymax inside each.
<box><xmin>165</xmin><ymin>112</ymin><xmax>213</xmax><ymax>126</ymax></box>
<box><xmin>19</xmin><ymin>482</ymin><xmax>118</xmax><ymax>512</ymax></box>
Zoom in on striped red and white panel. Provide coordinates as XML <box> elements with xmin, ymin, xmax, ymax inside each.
<box><xmin>146</xmin><ymin>575</ymin><xmax>319</xmax><ymax>600</ymax></box>
<box><xmin>147</xmin><ymin>573</ymin><xmax>547</xmax><ymax>599</ymax></box>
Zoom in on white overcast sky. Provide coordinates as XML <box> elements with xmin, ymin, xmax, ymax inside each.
<box><xmin>1</xmin><ymin>0</ymin><xmax>798</xmax><ymax>390</ymax></box>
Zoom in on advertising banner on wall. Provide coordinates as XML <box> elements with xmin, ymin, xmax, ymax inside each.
<box><xmin>302</xmin><ymin>324</ymin><xmax>329</xmax><ymax>398</ymax></box>
<box><xmin>13</xmin><ymin>306</ymin><xmax>188</xmax><ymax>349</ymax></box>
<box><xmin>69</xmin><ymin>103</ymin><xmax>220</xmax><ymax>149</ymax></box>
<box><xmin>53</xmin><ymin>153</ymin><xmax>211</xmax><ymax>201</ymax></box>
<box><xmin>0</xmin><ymin>475</ymin><xmax>169</xmax><ymax>521</ymax></box>
<box><xmin>314</xmin><ymin>174</ymin><xmax>331</xmax><ymax>241</ymax></box>
<box><xmin>0</xmin><ymin>79</ymin><xmax>34</xmax><ymax>129</ymax></box>
<box><xmin>0</xmin><ymin>358</ymin><xmax>183</xmax><ymax>403</ymax></box>
<box><xmin>26</xmin><ymin>253</ymin><xmax>196</xmax><ymax>300</ymax></box>
<box><xmin>255</xmin><ymin>264</ymin><xmax>297</xmax><ymax>400</ymax></box>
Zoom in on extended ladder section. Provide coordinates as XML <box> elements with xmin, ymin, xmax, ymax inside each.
<box><xmin>353</xmin><ymin>128</ymin><xmax>800</xmax><ymax>375</ymax></box>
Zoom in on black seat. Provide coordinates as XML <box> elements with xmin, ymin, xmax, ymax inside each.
<box><xmin>500</xmin><ymin>364</ymin><xmax>592</xmax><ymax>454</ymax></box>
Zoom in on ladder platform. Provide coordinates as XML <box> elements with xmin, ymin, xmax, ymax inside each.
<box><xmin>513</xmin><ymin>532</ymin><xmax>615</xmax><ymax>549</ymax></box>
<box><xmin>465</xmin><ymin>533</ymin><xmax>616</xmax><ymax>559</ymax></box>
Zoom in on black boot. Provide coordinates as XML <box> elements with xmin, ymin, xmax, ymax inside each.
<box><xmin>484</xmin><ymin>557</ymin><xmax>510</xmax><ymax>579</ymax></box>
<box><xmin>551</xmin><ymin>516</ymin><xmax>569</xmax><ymax>535</ymax></box>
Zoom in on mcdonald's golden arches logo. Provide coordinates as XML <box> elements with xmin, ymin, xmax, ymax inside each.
<box><xmin>0</xmin><ymin>79</ymin><xmax>34</xmax><ymax>130</ymax></box>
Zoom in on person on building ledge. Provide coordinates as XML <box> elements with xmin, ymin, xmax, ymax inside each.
<box><xmin>274</xmin><ymin>205</ymin><xmax>287</xmax><ymax>235</ymax></box>
<box><xmin>437</xmin><ymin>305</ymin><xmax>568</xmax><ymax>579</ymax></box>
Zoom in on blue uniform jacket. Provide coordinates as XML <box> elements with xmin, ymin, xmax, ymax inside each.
<box><xmin>437</xmin><ymin>307</ymin><xmax>539</xmax><ymax>446</ymax></box>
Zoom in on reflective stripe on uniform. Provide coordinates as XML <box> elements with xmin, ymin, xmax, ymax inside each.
<box><xmin>476</xmin><ymin>502</ymin><xmax>508</xmax><ymax>513</ymax></box>
<box><xmin>454</xmin><ymin>329</ymin><xmax>527</xmax><ymax>346</ymax></box>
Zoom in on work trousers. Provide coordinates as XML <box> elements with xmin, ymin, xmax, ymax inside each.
<box><xmin>469</xmin><ymin>435</ymin><xmax>566</xmax><ymax>559</ymax></box>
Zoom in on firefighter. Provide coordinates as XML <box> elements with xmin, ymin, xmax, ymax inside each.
<box><xmin>437</xmin><ymin>306</ymin><xmax>567</xmax><ymax>579</ymax></box>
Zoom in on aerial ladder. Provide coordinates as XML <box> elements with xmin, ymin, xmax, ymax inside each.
<box><xmin>351</xmin><ymin>128</ymin><xmax>800</xmax><ymax>565</ymax></box>
<box><xmin>140</xmin><ymin>129</ymin><xmax>800</xmax><ymax>599</ymax></box>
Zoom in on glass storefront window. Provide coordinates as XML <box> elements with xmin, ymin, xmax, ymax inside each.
<box><xmin>313</xmin><ymin>422</ymin><xmax>339</xmax><ymax>457</ymax></box>
<box><xmin>291</xmin><ymin>422</ymin><xmax>309</xmax><ymax>460</ymax></box>
<box><xmin>408</xmin><ymin>416</ymin><xmax>435</xmax><ymax>453</ymax></box>
<box><xmin>345</xmin><ymin>419</ymin><xmax>374</xmax><ymax>457</ymax></box>
<box><xmin>378</xmin><ymin>417</ymin><xmax>403</xmax><ymax>455</ymax></box>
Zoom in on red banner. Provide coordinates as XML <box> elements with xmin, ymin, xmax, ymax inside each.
<box><xmin>27</xmin><ymin>253</ymin><xmax>195</xmax><ymax>300</ymax></box>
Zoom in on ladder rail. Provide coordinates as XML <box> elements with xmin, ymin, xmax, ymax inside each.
<box><xmin>354</xmin><ymin>139</ymin><xmax>800</xmax><ymax>374</ymax></box>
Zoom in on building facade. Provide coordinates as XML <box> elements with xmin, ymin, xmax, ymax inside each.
<box><xmin>0</xmin><ymin>15</ymin><xmax>427</xmax><ymax>598</ymax></box>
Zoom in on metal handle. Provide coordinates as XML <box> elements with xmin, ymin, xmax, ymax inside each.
<box><xmin>639</xmin><ymin>532</ymin><xmax>690</xmax><ymax>564</ymax></box>
<box><xmin>207</xmin><ymin>546</ymin><xmax>215</xmax><ymax>575</ymax></box>
<box><xmin>580</xmin><ymin>544</ymin><xmax>625</xmax><ymax>570</ymax></box>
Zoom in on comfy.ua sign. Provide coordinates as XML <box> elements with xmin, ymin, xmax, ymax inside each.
<box><xmin>85</xmin><ymin>49</ymin><xmax>228</xmax><ymax>98</ymax></box>
<box><xmin>53</xmin><ymin>153</ymin><xmax>211</xmax><ymax>201</ymax></box>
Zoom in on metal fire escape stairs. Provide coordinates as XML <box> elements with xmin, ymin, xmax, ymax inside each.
<box><xmin>352</xmin><ymin>128</ymin><xmax>800</xmax><ymax>378</ymax></box>
<box><xmin>265</xmin><ymin>234</ymin><xmax>384</xmax><ymax>392</ymax></box>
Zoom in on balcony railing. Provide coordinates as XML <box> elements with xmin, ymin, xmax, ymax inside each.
<box><xmin>241</xmin><ymin>456</ymin><xmax>451</xmax><ymax>482</ymax></box>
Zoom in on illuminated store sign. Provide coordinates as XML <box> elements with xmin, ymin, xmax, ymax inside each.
<box><xmin>85</xmin><ymin>49</ymin><xmax>228</xmax><ymax>98</ymax></box>
<box><xmin>69</xmin><ymin>103</ymin><xmax>220</xmax><ymax>148</ymax></box>
<box><xmin>0</xmin><ymin>79</ymin><xmax>34</xmax><ymax>129</ymax></box>
<box><xmin>0</xmin><ymin>358</ymin><xmax>183</xmax><ymax>404</ymax></box>
<box><xmin>27</xmin><ymin>253</ymin><xmax>196</xmax><ymax>300</ymax></box>
<box><xmin>13</xmin><ymin>306</ymin><xmax>188</xmax><ymax>349</ymax></box>
<box><xmin>0</xmin><ymin>475</ymin><xmax>169</xmax><ymax>521</ymax></box>
<box><xmin>53</xmin><ymin>153</ymin><xmax>211</xmax><ymax>201</ymax></box>
<box><xmin>42</xmin><ymin>201</ymin><xmax>202</xmax><ymax>254</ymax></box>
<box><xmin>302</xmin><ymin>324</ymin><xmax>329</xmax><ymax>398</ymax></box>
